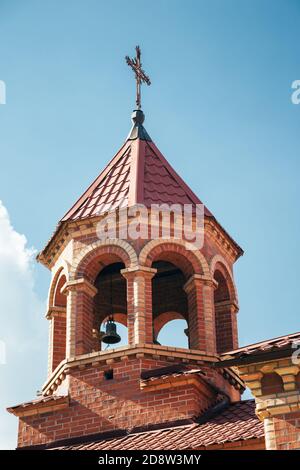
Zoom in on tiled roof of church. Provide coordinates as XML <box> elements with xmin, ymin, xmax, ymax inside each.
<box><xmin>61</xmin><ymin>110</ymin><xmax>212</xmax><ymax>222</ymax></box>
<box><xmin>49</xmin><ymin>400</ymin><xmax>263</xmax><ymax>450</ymax></box>
<box><xmin>218</xmin><ymin>331</ymin><xmax>300</xmax><ymax>366</ymax></box>
<box><xmin>37</xmin><ymin>109</ymin><xmax>243</xmax><ymax>262</ymax></box>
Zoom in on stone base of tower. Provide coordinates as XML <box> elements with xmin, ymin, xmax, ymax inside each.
<box><xmin>9</xmin><ymin>345</ymin><xmax>245</xmax><ymax>449</ymax></box>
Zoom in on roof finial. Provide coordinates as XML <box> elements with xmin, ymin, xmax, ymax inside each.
<box><xmin>125</xmin><ymin>46</ymin><xmax>151</xmax><ymax>110</ymax></box>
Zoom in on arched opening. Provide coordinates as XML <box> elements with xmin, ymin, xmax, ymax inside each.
<box><xmin>261</xmin><ymin>373</ymin><xmax>284</xmax><ymax>395</ymax></box>
<box><xmin>214</xmin><ymin>269</ymin><xmax>234</xmax><ymax>354</ymax></box>
<box><xmin>94</xmin><ymin>262</ymin><xmax>127</xmax><ymax>350</ymax></box>
<box><xmin>157</xmin><ymin>319</ymin><xmax>189</xmax><ymax>348</ymax></box>
<box><xmin>51</xmin><ymin>272</ymin><xmax>67</xmax><ymax>371</ymax></box>
<box><xmin>152</xmin><ymin>261</ymin><xmax>188</xmax><ymax>348</ymax></box>
<box><xmin>53</xmin><ymin>274</ymin><xmax>67</xmax><ymax>308</ymax></box>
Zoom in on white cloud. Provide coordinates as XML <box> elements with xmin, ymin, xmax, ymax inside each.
<box><xmin>0</xmin><ymin>201</ymin><xmax>47</xmax><ymax>449</ymax></box>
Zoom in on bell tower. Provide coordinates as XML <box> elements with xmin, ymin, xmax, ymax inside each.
<box><xmin>8</xmin><ymin>48</ymin><xmax>245</xmax><ymax>449</ymax></box>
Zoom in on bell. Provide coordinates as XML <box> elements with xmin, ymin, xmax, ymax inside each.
<box><xmin>101</xmin><ymin>319</ymin><xmax>121</xmax><ymax>345</ymax></box>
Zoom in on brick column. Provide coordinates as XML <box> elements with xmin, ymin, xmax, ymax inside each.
<box><xmin>62</xmin><ymin>278</ymin><xmax>98</xmax><ymax>357</ymax></box>
<box><xmin>215</xmin><ymin>300</ymin><xmax>239</xmax><ymax>353</ymax></box>
<box><xmin>121</xmin><ymin>266</ymin><xmax>157</xmax><ymax>345</ymax></box>
<box><xmin>46</xmin><ymin>307</ymin><xmax>66</xmax><ymax>375</ymax></box>
<box><xmin>183</xmin><ymin>274</ymin><xmax>216</xmax><ymax>354</ymax></box>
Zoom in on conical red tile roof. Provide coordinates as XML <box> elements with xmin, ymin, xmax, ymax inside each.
<box><xmin>61</xmin><ymin>111</ymin><xmax>212</xmax><ymax>222</ymax></box>
<box><xmin>38</xmin><ymin>110</ymin><xmax>243</xmax><ymax>264</ymax></box>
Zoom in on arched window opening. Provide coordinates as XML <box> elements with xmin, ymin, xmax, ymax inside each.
<box><xmin>94</xmin><ymin>262</ymin><xmax>127</xmax><ymax>350</ymax></box>
<box><xmin>51</xmin><ymin>273</ymin><xmax>67</xmax><ymax>372</ymax></box>
<box><xmin>214</xmin><ymin>269</ymin><xmax>233</xmax><ymax>354</ymax></box>
<box><xmin>261</xmin><ymin>373</ymin><xmax>284</xmax><ymax>395</ymax></box>
<box><xmin>214</xmin><ymin>270</ymin><xmax>230</xmax><ymax>303</ymax></box>
<box><xmin>157</xmin><ymin>319</ymin><xmax>188</xmax><ymax>349</ymax></box>
<box><xmin>152</xmin><ymin>261</ymin><xmax>188</xmax><ymax>347</ymax></box>
<box><xmin>53</xmin><ymin>274</ymin><xmax>67</xmax><ymax>308</ymax></box>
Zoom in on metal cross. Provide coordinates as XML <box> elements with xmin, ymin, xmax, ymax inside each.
<box><xmin>125</xmin><ymin>46</ymin><xmax>151</xmax><ymax>110</ymax></box>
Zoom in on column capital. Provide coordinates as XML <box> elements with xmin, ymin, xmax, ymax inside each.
<box><xmin>121</xmin><ymin>265</ymin><xmax>157</xmax><ymax>280</ymax></box>
<box><xmin>45</xmin><ymin>306</ymin><xmax>66</xmax><ymax>320</ymax></box>
<box><xmin>183</xmin><ymin>274</ymin><xmax>214</xmax><ymax>294</ymax></box>
<box><xmin>214</xmin><ymin>299</ymin><xmax>239</xmax><ymax>314</ymax></box>
<box><xmin>61</xmin><ymin>278</ymin><xmax>98</xmax><ymax>298</ymax></box>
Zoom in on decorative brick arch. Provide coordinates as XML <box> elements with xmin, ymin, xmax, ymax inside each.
<box><xmin>210</xmin><ymin>255</ymin><xmax>238</xmax><ymax>304</ymax></box>
<box><xmin>48</xmin><ymin>265</ymin><xmax>69</xmax><ymax>309</ymax></box>
<box><xmin>153</xmin><ymin>311</ymin><xmax>186</xmax><ymax>338</ymax></box>
<box><xmin>139</xmin><ymin>239</ymin><xmax>210</xmax><ymax>279</ymax></box>
<box><xmin>70</xmin><ymin>239</ymin><xmax>138</xmax><ymax>283</ymax></box>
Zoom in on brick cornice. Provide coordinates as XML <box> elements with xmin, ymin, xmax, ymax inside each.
<box><xmin>42</xmin><ymin>345</ymin><xmax>217</xmax><ymax>395</ymax></box>
<box><xmin>41</xmin><ymin>344</ymin><xmax>243</xmax><ymax>397</ymax></box>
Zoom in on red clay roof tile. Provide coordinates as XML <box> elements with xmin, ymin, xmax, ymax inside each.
<box><xmin>50</xmin><ymin>400</ymin><xmax>263</xmax><ymax>450</ymax></box>
<box><xmin>221</xmin><ymin>331</ymin><xmax>300</xmax><ymax>361</ymax></box>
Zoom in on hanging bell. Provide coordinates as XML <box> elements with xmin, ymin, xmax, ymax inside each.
<box><xmin>101</xmin><ymin>319</ymin><xmax>121</xmax><ymax>345</ymax></box>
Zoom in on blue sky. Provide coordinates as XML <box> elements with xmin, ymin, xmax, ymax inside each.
<box><xmin>0</xmin><ymin>0</ymin><xmax>299</xmax><ymax>449</ymax></box>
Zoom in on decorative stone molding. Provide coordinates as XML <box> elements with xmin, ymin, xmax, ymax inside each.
<box><xmin>256</xmin><ymin>390</ymin><xmax>300</xmax><ymax>420</ymax></box>
<box><xmin>61</xmin><ymin>278</ymin><xmax>98</xmax><ymax>298</ymax></box>
<box><xmin>183</xmin><ymin>274</ymin><xmax>213</xmax><ymax>294</ymax></box>
<box><xmin>45</xmin><ymin>306</ymin><xmax>66</xmax><ymax>320</ymax></box>
<box><xmin>204</xmin><ymin>219</ymin><xmax>242</xmax><ymax>263</ymax></box>
<box><xmin>121</xmin><ymin>265</ymin><xmax>157</xmax><ymax>279</ymax></box>
<box><xmin>214</xmin><ymin>300</ymin><xmax>239</xmax><ymax>314</ymax></box>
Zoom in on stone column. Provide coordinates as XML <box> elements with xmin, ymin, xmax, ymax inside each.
<box><xmin>62</xmin><ymin>278</ymin><xmax>98</xmax><ymax>358</ymax></box>
<box><xmin>183</xmin><ymin>274</ymin><xmax>216</xmax><ymax>354</ymax></box>
<box><xmin>121</xmin><ymin>266</ymin><xmax>157</xmax><ymax>345</ymax></box>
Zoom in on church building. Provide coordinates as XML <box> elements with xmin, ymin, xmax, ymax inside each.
<box><xmin>7</xmin><ymin>48</ymin><xmax>300</xmax><ymax>451</ymax></box>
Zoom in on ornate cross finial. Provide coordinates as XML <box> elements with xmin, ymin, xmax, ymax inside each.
<box><xmin>125</xmin><ymin>46</ymin><xmax>151</xmax><ymax>110</ymax></box>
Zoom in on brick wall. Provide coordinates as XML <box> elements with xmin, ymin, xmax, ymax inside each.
<box><xmin>17</xmin><ymin>357</ymin><xmax>223</xmax><ymax>448</ymax></box>
<box><xmin>51</xmin><ymin>313</ymin><xmax>66</xmax><ymax>371</ymax></box>
<box><xmin>265</xmin><ymin>412</ymin><xmax>300</xmax><ymax>450</ymax></box>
